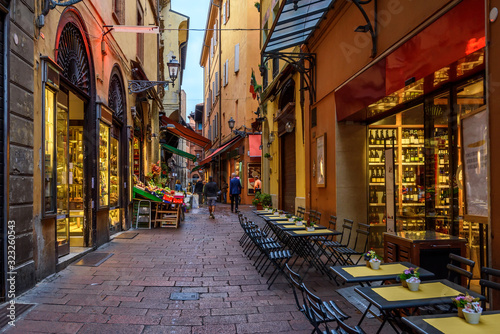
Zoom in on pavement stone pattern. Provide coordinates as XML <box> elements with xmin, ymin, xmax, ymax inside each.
<box><xmin>6</xmin><ymin>205</ymin><xmax>388</xmax><ymax>333</ymax></box>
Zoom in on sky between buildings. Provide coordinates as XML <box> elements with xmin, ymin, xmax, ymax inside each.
<box><xmin>171</xmin><ymin>0</ymin><xmax>208</xmax><ymax>118</ymax></box>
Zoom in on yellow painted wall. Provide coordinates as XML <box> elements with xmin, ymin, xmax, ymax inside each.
<box><xmin>200</xmin><ymin>0</ymin><xmax>261</xmax><ymax>204</ymax></box>
<box><xmin>161</xmin><ymin>1</ymin><xmax>189</xmax><ymax>117</ymax></box>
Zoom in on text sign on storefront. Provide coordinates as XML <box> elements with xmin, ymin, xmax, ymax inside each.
<box><xmin>385</xmin><ymin>148</ymin><xmax>396</xmax><ymax>232</ymax></box>
<box><xmin>462</xmin><ymin>109</ymin><xmax>489</xmax><ymax>218</ymax></box>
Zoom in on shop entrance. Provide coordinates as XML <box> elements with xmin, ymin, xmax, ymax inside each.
<box><xmin>280</xmin><ymin>131</ymin><xmax>296</xmax><ymax>213</ymax></box>
<box><xmin>56</xmin><ymin>90</ymin><xmax>86</xmax><ymax>257</ymax></box>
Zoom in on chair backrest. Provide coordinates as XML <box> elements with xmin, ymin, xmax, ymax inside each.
<box><xmin>309</xmin><ymin>210</ymin><xmax>317</xmax><ymax>223</ymax></box>
<box><xmin>315</xmin><ymin>211</ymin><xmax>322</xmax><ymax>225</ymax></box>
<box><xmin>352</xmin><ymin>223</ymin><xmax>371</xmax><ymax>253</ymax></box>
<box><xmin>480</xmin><ymin>267</ymin><xmax>500</xmax><ymax>309</ymax></box>
<box><xmin>328</xmin><ymin>216</ymin><xmax>337</xmax><ymax>231</ymax></box>
<box><xmin>302</xmin><ymin>283</ymin><xmax>328</xmax><ymax>330</ymax></box>
<box><xmin>446</xmin><ymin>253</ymin><xmax>475</xmax><ymax>289</ymax></box>
<box><xmin>285</xmin><ymin>263</ymin><xmax>304</xmax><ymax>312</ymax></box>
<box><xmin>297</xmin><ymin>206</ymin><xmax>305</xmax><ymax>218</ymax></box>
<box><xmin>341</xmin><ymin>219</ymin><xmax>354</xmax><ymax>246</ymax></box>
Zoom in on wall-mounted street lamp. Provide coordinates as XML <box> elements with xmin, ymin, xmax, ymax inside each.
<box><xmin>228</xmin><ymin>117</ymin><xmax>250</xmax><ymax>137</ymax></box>
<box><xmin>128</xmin><ymin>56</ymin><xmax>181</xmax><ymax>93</ymax></box>
<box><xmin>285</xmin><ymin>121</ymin><xmax>295</xmax><ymax>133</ymax></box>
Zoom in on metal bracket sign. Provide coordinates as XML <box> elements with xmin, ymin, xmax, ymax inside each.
<box><xmin>128</xmin><ymin>80</ymin><xmax>172</xmax><ymax>94</ymax></box>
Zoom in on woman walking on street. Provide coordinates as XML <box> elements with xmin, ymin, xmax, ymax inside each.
<box><xmin>204</xmin><ymin>176</ymin><xmax>219</xmax><ymax>219</ymax></box>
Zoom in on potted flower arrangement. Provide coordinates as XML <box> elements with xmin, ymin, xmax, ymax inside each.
<box><xmin>305</xmin><ymin>219</ymin><xmax>315</xmax><ymax>232</ymax></box>
<box><xmin>452</xmin><ymin>294</ymin><xmax>480</xmax><ymax>318</ymax></box>
<box><xmin>363</xmin><ymin>250</ymin><xmax>382</xmax><ymax>268</ymax></box>
<box><xmin>252</xmin><ymin>193</ymin><xmax>263</xmax><ymax>210</ymax></box>
<box><xmin>286</xmin><ymin>214</ymin><xmax>294</xmax><ymax>222</ymax></box>
<box><xmin>462</xmin><ymin>301</ymin><xmax>483</xmax><ymax>324</ymax></box>
<box><xmin>397</xmin><ymin>267</ymin><xmax>419</xmax><ymax>288</ymax></box>
<box><xmin>406</xmin><ymin>276</ymin><xmax>421</xmax><ymax>291</ymax></box>
<box><xmin>279</xmin><ymin>210</ymin><xmax>286</xmax><ymax>218</ymax></box>
<box><xmin>294</xmin><ymin>217</ymin><xmax>304</xmax><ymax>226</ymax></box>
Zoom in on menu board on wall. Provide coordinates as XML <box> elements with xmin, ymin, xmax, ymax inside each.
<box><xmin>462</xmin><ymin>109</ymin><xmax>488</xmax><ymax>218</ymax></box>
<box><xmin>385</xmin><ymin>148</ymin><xmax>396</xmax><ymax>232</ymax></box>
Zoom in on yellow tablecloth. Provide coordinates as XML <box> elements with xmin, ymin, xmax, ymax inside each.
<box><xmin>293</xmin><ymin>229</ymin><xmax>335</xmax><ymax>235</ymax></box>
<box><xmin>256</xmin><ymin>210</ymin><xmax>273</xmax><ymax>213</ymax></box>
<box><xmin>343</xmin><ymin>263</ymin><xmax>409</xmax><ymax>277</ymax></box>
<box><xmin>424</xmin><ymin>314</ymin><xmax>500</xmax><ymax>334</ymax></box>
<box><xmin>373</xmin><ymin>282</ymin><xmax>461</xmax><ymax>301</ymax></box>
<box><xmin>283</xmin><ymin>224</ymin><xmax>320</xmax><ymax>229</ymax></box>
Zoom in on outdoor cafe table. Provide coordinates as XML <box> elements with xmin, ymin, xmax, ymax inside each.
<box><xmin>354</xmin><ymin>279</ymin><xmax>485</xmax><ymax>334</ymax></box>
<box><xmin>330</xmin><ymin>262</ymin><xmax>435</xmax><ymax>286</ymax></box>
<box><xmin>402</xmin><ymin>311</ymin><xmax>500</xmax><ymax>334</ymax></box>
<box><xmin>284</xmin><ymin>228</ymin><xmax>342</xmax><ymax>279</ymax></box>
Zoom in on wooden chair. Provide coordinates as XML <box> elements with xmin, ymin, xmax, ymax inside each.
<box><xmin>447</xmin><ymin>253</ymin><xmax>475</xmax><ymax>289</ymax></box>
<box><xmin>480</xmin><ymin>267</ymin><xmax>500</xmax><ymax>310</ymax></box>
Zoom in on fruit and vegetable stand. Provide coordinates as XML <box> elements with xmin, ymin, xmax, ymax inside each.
<box><xmin>133</xmin><ymin>186</ymin><xmax>184</xmax><ymax>228</ymax></box>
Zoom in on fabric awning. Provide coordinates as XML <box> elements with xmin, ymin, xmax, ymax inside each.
<box><xmin>248</xmin><ymin>134</ymin><xmax>262</xmax><ymax>157</ymax></box>
<box><xmin>161</xmin><ymin>115</ymin><xmax>211</xmax><ymax>148</ymax></box>
<box><xmin>161</xmin><ymin>144</ymin><xmax>196</xmax><ymax>162</ymax></box>
<box><xmin>199</xmin><ymin>136</ymin><xmax>243</xmax><ymax>166</ymax></box>
<box><xmin>263</xmin><ymin>0</ymin><xmax>336</xmax><ymax>53</ymax></box>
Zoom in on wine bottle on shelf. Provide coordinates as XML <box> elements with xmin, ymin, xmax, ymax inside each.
<box><xmin>381</xmin><ymin>168</ymin><xmax>385</xmax><ymax>182</ymax></box>
<box><xmin>375</xmin><ymin>150</ymin><xmax>380</xmax><ymax>163</ymax></box>
<box><xmin>413</xmin><ymin>130</ymin><xmax>419</xmax><ymax>145</ymax></box>
<box><xmin>370</xmin><ymin>168</ymin><xmax>375</xmax><ymax>183</ymax></box>
<box><xmin>412</xmin><ymin>187</ymin><xmax>418</xmax><ymax>202</ymax></box>
<box><xmin>369</xmin><ymin>130</ymin><xmax>374</xmax><ymax>145</ymax></box>
<box><xmin>375</xmin><ymin>130</ymin><xmax>380</xmax><ymax>145</ymax></box>
<box><xmin>405</xmin><ymin>149</ymin><xmax>410</xmax><ymax>163</ymax></box>
<box><xmin>381</xmin><ymin>150</ymin><xmax>385</xmax><ymax>163</ymax></box>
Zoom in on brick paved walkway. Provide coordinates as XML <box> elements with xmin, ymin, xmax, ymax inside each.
<box><xmin>6</xmin><ymin>205</ymin><xmax>387</xmax><ymax>333</ymax></box>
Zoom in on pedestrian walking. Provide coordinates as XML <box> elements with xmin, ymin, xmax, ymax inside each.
<box><xmin>204</xmin><ymin>176</ymin><xmax>219</xmax><ymax>219</ymax></box>
<box><xmin>174</xmin><ymin>180</ymin><xmax>183</xmax><ymax>191</ymax></box>
<box><xmin>229</xmin><ymin>173</ymin><xmax>242</xmax><ymax>213</ymax></box>
<box><xmin>221</xmin><ymin>179</ymin><xmax>228</xmax><ymax>203</ymax></box>
<box><xmin>254</xmin><ymin>176</ymin><xmax>262</xmax><ymax>194</ymax></box>
<box><xmin>194</xmin><ymin>179</ymin><xmax>204</xmax><ymax>205</ymax></box>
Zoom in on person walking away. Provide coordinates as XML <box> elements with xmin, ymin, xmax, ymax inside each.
<box><xmin>230</xmin><ymin>173</ymin><xmax>242</xmax><ymax>213</ymax></box>
<box><xmin>204</xmin><ymin>176</ymin><xmax>219</xmax><ymax>219</ymax></box>
<box><xmin>194</xmin><ymin>179</ymin><xmax>204</xmax><ymax>205</ymax></box>
<box><xmin>174</xmin><ymin>180</ymin><xmax>183</xmax><ymax>191</ymax></box>
<box><xmin>254</xmin><ymin>176</ymin><xmax>262</xmax><ymax>194</ymax></box>
<box><xmin>221</xmin><ymin>179</ymin><xmax>228</xmax><ymax>203</ymax></box>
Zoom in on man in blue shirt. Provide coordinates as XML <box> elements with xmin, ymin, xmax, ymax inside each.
<box><xmin>229</xmin><ymin>173</ymin><xmax>242</xmax><ymax>213</ymax></box>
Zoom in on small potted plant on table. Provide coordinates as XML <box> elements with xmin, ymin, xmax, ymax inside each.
<box><xmin>462</xmin><ymin>301</ymin><xmax>483</xmax><ymax>324</ymax></box>
<box><xmin>286</xmin><ymin>214</ymin><xmax>294</xmax><ymax>222</ymax></box>
<box><xmin>397</xmin><ymin>267</ymin><xmax>419</xmax><ymax>288</ymax></box>
<box><xmin>452</xmin><ymin>294</ymin><xmax>480</xmax><ymax>318</ymax></box>
<box><xmin>363</xmin><ymin>250</ymin><xmax>382</xmax><ymax>268</ymax></box>
<box><xmin>305</xmin><ymin>219</ymin><xmax>315</xmax><ymax>232</ymax></box>
<box><xmin>294</xmin><ymin>217</ymin><xmax>304</xmax><ymax>226</ymax></box>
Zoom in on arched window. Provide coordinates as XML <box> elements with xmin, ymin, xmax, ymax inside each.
<box><xmin>108</xmin><ymin>71</ymin><xmax>125</xmax><ymax>119</ymax></box>
<box><xmin>56</xmin><ymin>22</ymin><xmax>90</xmax><ymax>94</ymax></box>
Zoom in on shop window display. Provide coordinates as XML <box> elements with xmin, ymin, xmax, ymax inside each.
<box><xmin>99</xmin><ymin>123</ymin><xmax>110</xmax><ymax>207</ymax></box>
<box><xmin>367</xmin><ymin>75</ymin><xmax>485</xmax><ymax>250</ymax></box>
<box><xmin>110</xmin><ymin>135</ymin><xmax>119</xmax><ymax>208</ymax></box>
<box><xmin>44</xmin><ymin>88</ymin><xmax>56</xmax><ymax>213</ymax></box>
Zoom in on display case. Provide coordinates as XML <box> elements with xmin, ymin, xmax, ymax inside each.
<box><xmin>44</xmin><ymin>88</ymin><xmax>56</xmax><ymax>213</ymax></box>
<box><xmin>56</xmin><ymin>104</ymin><xmax>69</xmax><ymax>215</ymax></box>
<box><xmin>133</xmin><ymin>137</ymin><xmax>140</xmax><ymax>176</ymax></box>
<box><xmin>69</xmin><ymin>126</ymin><xmax>84</xmax><ymax>210</ymax></box>
<box><xmin>109</xmin><ymin>208</ymin><xmax>121</xmax><ymax>234</ymax></box>
<box><xmin>110</xmin><ymin>136</ymin><xmax>119</xmax><ymax>207</ymax></box>
<box><xmin>99</xmin><ymin>123</ymin><xmax>109</xmax><ymax>207</ymax></box>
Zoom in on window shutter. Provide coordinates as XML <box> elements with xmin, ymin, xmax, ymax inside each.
<box><xmin>225</xmin><ymin>60</ymin><xmax>229</xmax><ymax>86</ymax></box>
<box><xmin>215</xmin><ymin>72</ymin><xmax>219</xmax><ymax>96</ymax></box>
<box><xmin>234</xmin><ymin>44</ymin><xmax>239</xmax><ymax>72</ymax></box>
<box><xmin>222</xmin><ymin>2</ymin><xmax>226</xmax><ymax>25</ymax></box>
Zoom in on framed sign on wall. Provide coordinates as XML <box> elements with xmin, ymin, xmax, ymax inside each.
<box><xmin>316</xmin><ymin>134</ymin><xmax>326</xmax><ymax>187</ymax></box>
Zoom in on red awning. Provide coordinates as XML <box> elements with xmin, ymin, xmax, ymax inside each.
<box><xmin>248</xmin><ymin>134</ymin><xmax>262</xmax><ymax>157</ymax></box>
<box><xmin>199</xmin><ymin>136</ymin><xmax>243</xmax><ymax>166</ymax></box>
<box><xmin>161</xmin><ymin>115</ymin><xmax>210</xmax><ymax>148</ymax></box>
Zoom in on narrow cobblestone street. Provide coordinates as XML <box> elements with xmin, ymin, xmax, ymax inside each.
<box><xmin>6</xmin><ymin>206</ymin><xmax>385</xmax><ymax>334</ymax></box>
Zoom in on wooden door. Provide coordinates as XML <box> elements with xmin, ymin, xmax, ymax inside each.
<box><xmin>280</xmin><ymin>132</ymin><xmax>296</xmax><ymax>213</ymax></box>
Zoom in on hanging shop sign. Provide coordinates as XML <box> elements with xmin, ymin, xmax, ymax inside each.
<box><xmin>462</xmin><ymin>107</ymin><xmax>488</xmax><ymax>219</ymax></box>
